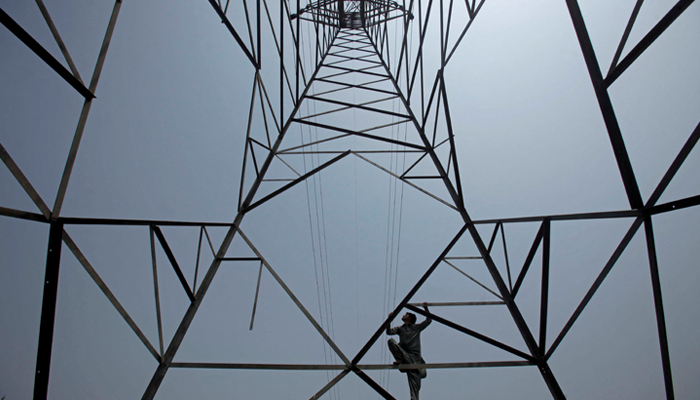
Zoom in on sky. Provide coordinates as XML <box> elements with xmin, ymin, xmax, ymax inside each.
<box><xmin>1</xmin><ymin>0</ymin><xmax>699</xmax><ymax>399</ymax></box>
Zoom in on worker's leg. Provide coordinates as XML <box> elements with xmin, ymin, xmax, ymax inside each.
<box><xmin>418</xmin><ymin>357</ymin><xmax>427</xmax><ymax>379</ymax></box>
<box><xmin>388</xmin><ymin>339</ymin><xmax>410</xmax><ymax>364</ymax></box>
<box><xmin>407</xmin><ymin>370</ymin><xmax>421</xmax><ymax>400</ymax></box>
<box><xmin>388</xmin><ymin>339</ymin><xmax>413</xmax><ymax>373</ymax></box>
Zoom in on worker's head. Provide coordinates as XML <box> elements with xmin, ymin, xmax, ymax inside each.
<box><xmin>402</xmin><ymin>312</ymin><xmax>417</xmax><ymax>325</ymax></box>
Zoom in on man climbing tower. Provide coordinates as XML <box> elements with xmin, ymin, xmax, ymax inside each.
<box><xmin>387</xmin><ymin>303</ymin><xmax>431</xmax><ymax>400</ymax></box>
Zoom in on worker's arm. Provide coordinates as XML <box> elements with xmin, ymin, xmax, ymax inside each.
<box><xmin>418</xmin><ymin>303</ymin><xmax>432</xmax><ymax>330</ymax></box>
<box><xmin>386</xmin><ymin>312</ymin><xmax>399</xmax><ymax>335</ymax></box>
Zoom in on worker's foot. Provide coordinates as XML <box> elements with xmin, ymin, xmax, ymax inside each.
<box><xmin>393</xmin><ymin>361</ymin><xmax>400</xmax><ymax>366</ymax></box>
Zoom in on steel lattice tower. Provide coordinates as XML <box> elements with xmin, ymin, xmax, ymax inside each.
<box><xmin>1</xmin><ymin>1</ymin><xmax>698</xmax><ymax>399</ymax></box>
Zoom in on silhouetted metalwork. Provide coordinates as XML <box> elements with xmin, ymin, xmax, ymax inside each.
<box><xmin>0</xmin><ymin>1</ymin><xmax>698</xmax><ymax>399</ymax></box>
<box><xmin>293</xmin><ymin>0</ymin><xmax>411</xmax><ymax>28</ymax></box>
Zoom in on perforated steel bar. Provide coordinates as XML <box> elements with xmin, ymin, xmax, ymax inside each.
<box><xmin>33</xmin><ymin>222</ymin><xmax>63</xmax><ymax>400</ymax></box>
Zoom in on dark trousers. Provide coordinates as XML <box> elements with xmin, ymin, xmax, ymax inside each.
<box><xmin>388</xmin><ymin>339</ymin><xmax>425</xmax><ymax>400</ymax></box>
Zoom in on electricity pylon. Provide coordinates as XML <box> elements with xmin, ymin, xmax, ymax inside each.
<box><xmin>0</xmin><ymin>1</ymin><xmax>698</xmax><ymax>399</ymax></box>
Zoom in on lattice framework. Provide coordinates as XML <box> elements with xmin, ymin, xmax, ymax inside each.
<box><xmin>1</xmin><ymin>1</ymin><xmax>698</xmax><ymax>399</ymax></box>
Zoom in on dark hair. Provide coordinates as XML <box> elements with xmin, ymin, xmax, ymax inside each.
<box><xmin>406</xmin><ymin>312</ymin><xmax>416</xmax><ymax>324</ymax></box>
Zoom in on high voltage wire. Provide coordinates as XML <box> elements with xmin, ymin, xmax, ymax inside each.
<box><xmin>300</xmin><ymin>16</ymin><xmax>342</xmax><ymax>399</ymax></box>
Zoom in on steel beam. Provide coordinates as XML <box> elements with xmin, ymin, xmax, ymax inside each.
<box><xmin>539</xmin><ymin>219</ymin><xmax>551</xmax><ymax>357</ymax></box>
<box><xmin>406</xmin><ymin>305</ymin><xmax>535</xmax><ymax>361</ymax></box>
<box><xmin>565</xmin><ymin>0</ymin><xmax>643</xmax><ymax>210</ymax></box>
<box><xmin>512</xmin><ymin>221</ymin><xmax>545</xmax><ymax>297</ymax></box>
<box><xmin>0</xmin><ymin>8</ymin><xmax>94</xmax><ymax>99</ymax></box>
<box><xmin>52</xmin><ymin>0</ymin><xmax>123</xmax><ymax>217</ymax></box>
<box><xmin>644</xmin><ymin>217</ymin><xmax>675</xmax><ymax>399</ymax></box>
<box><xmin>366</xmin><ymin>22</ymin><xmax>567</xmax><ymax>399</ymax></box>
<box><xmin>153</xmin><ymin>226</ymin><xmax>195</xmax><ymax>302</ymax></box>
<box><xmin>141</xmin><ymin>28</ymin><xmax>340</xmax><ymax>400</ymax></box>
<box><xmin>547</xmin><ymin>217</ymin><xmax>644</xmax><ymax>359</ymax></box>
<box><xmin>604</xmin><ymin>0</ymin><xmax>695</xmax><ymax>87</ymax></box>
<box><xmin>33</xmin><ymin>222</ymin><xmax>63</xmax><ymax>400</ymax></box>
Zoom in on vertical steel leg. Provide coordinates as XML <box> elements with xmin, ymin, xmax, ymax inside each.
<box><xmin>537</xmin><ymin>361</ymin><xmax>566</xmax><ymax>400</ymax></box>
<box><xmin>33</xmin><ymin>222</ymin><xmax>64</xmax><ymax>400</ymax></box>
<box><xmin>644</xmin><ymin>217</ymin><xmax>675</xmax><ymax>400</ymax></box>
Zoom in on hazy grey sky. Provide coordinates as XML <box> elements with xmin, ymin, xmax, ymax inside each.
<box><xmin>1</xmin><ymin>0</ymin><xmax>699</xmax><ymax>399</ymax></box>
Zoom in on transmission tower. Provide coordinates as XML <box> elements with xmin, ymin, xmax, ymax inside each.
<box><xmin>1</xmin><ymin>1</ymin><xmax>698</xmax><ymax>399</ymax></box>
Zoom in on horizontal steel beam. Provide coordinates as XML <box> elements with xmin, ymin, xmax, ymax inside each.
<box><xmin>0</xmin><ymin>206</ymin><xmax>48</xmax><ymax>223</ymax></box>
<box><xmin>407</xmin><ymin>301</ymin><xmax>505</xmax><ymax>306</ymax></box>
<box><xmin>0</xmin><ymin>206</ymin><xmax>649</xmax><ymax>229</ymax></box>
<box><xmin>169</xmin><ymin>361</ymin><xmax>531</xmax><ymax>370</ymax></box>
